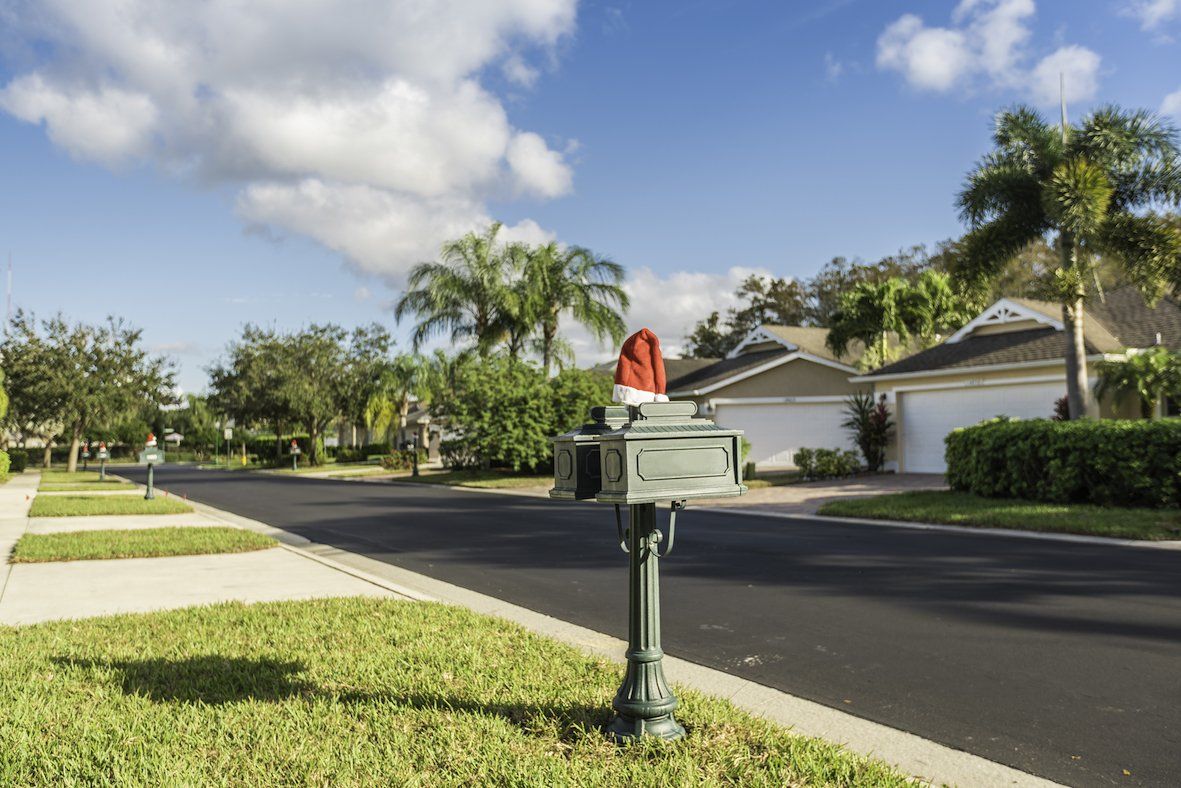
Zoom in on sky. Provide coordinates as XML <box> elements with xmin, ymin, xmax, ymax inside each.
<box><xmin>1</xmin><ymin>0</ymin><xmax>1179</xmax><ymax>393</ymax></box>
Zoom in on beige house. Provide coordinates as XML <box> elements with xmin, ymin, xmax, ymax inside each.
<box><xmin>667</xmin><ymin>326</ymin><xmax>869</xmax><ymax>469</ymax></box>
<box><xmin>856</xmin><ymin>286</ymin><xmax>1181</xmax><ymax>473</ymax></box>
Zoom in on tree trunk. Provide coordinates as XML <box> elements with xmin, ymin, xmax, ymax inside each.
<box><xmin>274</xmin><ymin>420</ymin><xmax>283</xmax><ymax>465</ymax></box>
<box><xmin>309</xmin><ymin>424</ymin><xmax>320</xmax><ymax>465</ymax></box>
<box><xmin>1060</xmin><ymin>234</ymin><xmax>1090</xmax><ymax>419</ymax></box>
<box><xmin>67</xmin><ymin>426</ymin><xmax>82</xmax><ymax>473</ymax></box>
<box><xmin>542</xmin><ymin>321</ymin><xmax>557</xmax><ymax>377</ymax></box>
<box><xmin>43</xmin><ymin>442</ymin><xmax>52</xmax><ymax>469</ymax></box>
<box><xmin>351</xmin><ymin>423</ymin><xmax>357</xmax><ymax>448</ymax></box>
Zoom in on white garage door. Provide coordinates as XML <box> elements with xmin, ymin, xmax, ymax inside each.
<box><xmin>713</xmin><ymin>401</ymin><xmax>854</xmax><ymax>469</ymax></box>
<box><xmin>899</xmin><ymin>382</ymin><xmax>1064</xmax><ymax>473</ymax></box>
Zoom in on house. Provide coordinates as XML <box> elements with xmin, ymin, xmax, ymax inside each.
<box><xmin>855</xmin><ymin>286</ymin><xmax>1181</xmax><ymax>473</ymax></box>
<box><xmin>667</xmin><ymin>326</ymin><xmax>870</xmax><ymax>469</ymax></box>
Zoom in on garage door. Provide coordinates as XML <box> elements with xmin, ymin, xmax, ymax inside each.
<box><xmin>899</xmin><ymin>382</ymin><xmax>1064</xmax><ymax>473</ymax></box>
<box><xmin>713</xmin><ymin>401</ymin><xmax>854</xmax><ymax>469</ymax></box>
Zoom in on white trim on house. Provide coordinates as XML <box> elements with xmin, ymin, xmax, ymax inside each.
<box><xmin>849</xmin><ymin>354</ymin><xmax>1115</xmax><ymax>384</ymax></box>
<box><xmin>709</xmin><ymin>395</ymin><xmax>850</xmax><ymax>406</ymax></box>
<box><xmin>670</xmin><ymin>351</ymin><xmax>859</xmax><ymax>397</ymax></box>
<box><xmin>726</xmin><ymin>326</ymin><xmax>796</xmax><ymax>359</ymax></box>
<box><xmin>944</xmin><ymin>298</ymin><xmax>1064</xmax><ymax>343</ymax></box>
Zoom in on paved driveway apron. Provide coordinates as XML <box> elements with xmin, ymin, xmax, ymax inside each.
<box><xmin>127</xmin><ymin>465</ymin><xmax>1181</xmax><ymax>787</ymax></box>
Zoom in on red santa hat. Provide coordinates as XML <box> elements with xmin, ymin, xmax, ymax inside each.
<box><xmin>613</xmin><ymin>328</ymin><xmax>670</xmax><ymax>407</ymax></box>
<box><xmin>145</xmin><ymin>432</ymin><xmax>157</xmax><ymax>447</ymax></box>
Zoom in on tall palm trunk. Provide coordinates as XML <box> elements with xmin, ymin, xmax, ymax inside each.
<box><xmin>542</xmin><ymin>318</ymin><xmax>557</xmax><ymax>377</ymax></box>
<box><xmin>1060</xmin><ymin>232</ymin><xmax>1090</xmax><ymax>419</ymax></box>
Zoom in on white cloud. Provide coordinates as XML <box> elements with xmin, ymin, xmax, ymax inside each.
<box><xmin>875</xmin><ymin>1</ymin><xmax>1101</xmax><ymax>105</ymax></box>
<box><xmin>1028</xmin><ymin>46</ymin><xmax>1101</xmax><ymax>106</ymax></box>
<box><xmin>564</xmin><ymin>266</ymin><xmax>773</xmax><ymax>362</ymax></box>
<box><xmin>824</xmin><ymin>53</ymin><xmax>845</xmax><ymax>82</ymax></box>
<box><xmin>0</xmin><ymin>0</ymin><xmax>578</xmax><ymax>282</ymax></box>
<box><xmin>1163</xmin><ymin>88</ymin><xmax>1181</xmax><ymax>117</ymax></box>
<box><xmin>1124</xmin><ymin>0</ymin><xmax>1179</xmax><ymax>30</ymax></box>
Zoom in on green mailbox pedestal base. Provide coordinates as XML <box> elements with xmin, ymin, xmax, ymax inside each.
<box><xmin>607</xmin><ymin>502</ymin><xmax>685</xmax><ymax>743</ymax></box>
<box><xmin>144</xmin><ymin>464</ymin><xmax>155</xmax><ymax>500</ymax></box>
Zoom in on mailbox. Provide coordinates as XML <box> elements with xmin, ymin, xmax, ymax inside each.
<box><xmin>595</xmin><ymin>401</ymin><xmax>745</xmax><ymax>504</ymax></box>
<box><xmin>138</xmin><ymin>447</ymin><xmax>165</xmax><ymax>465</ymax></box>
<box><xmin>550</xmin><ymin>405</ymin><xmax>630</xmax><ymax>500</ymax></box>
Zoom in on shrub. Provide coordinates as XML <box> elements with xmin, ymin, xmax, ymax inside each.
<box><xmin>842</xmin><ymin>392</ymin><xmax>893</xmax><ymax>472</ymax></box>
<box><xmin>945</xmin><ymin>418</ymin><xmax>1181</xmax><ymax>507</ymax></box>
<box><xmin>7</xmin><ymin>448</ymin><xmax>27</xmax><ymax>473</ymax></box>
<box><xmin>795</xmin><ymin>447</ymin><xmax>860</xmax><ymax>480</ymax></box>
<box><xmin>440</xmin><ymin>439</ymin><xmax>480</xmax><ymax>471</ymax></box>
<box><xmin>379</xmin><ymin>449</ymin><xmax>428</xmax><ymax>471</ymax></box>
<box><xmin>0</xmin><ymin>450</ymin><xmax>10</xmax><ymax>477</ymax></box>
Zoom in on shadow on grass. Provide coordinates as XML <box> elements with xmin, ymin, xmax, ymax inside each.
<box><xmin>52</xmin><ymin>655</ymin><xmax>613</xmax><ymax>741</ymax></box>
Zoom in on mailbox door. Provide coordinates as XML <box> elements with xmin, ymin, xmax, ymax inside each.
<box><xmin>597</xmin><ymin>433</ymin><xmax>744</xmax><ymax>504</ymax></box>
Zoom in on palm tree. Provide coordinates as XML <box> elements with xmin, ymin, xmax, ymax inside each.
<box><xmin>826</xmin><ymin>278</ymin><xmax>912</xmax><ymax>368</ymax></box>
<box><xmin>364</xmin><ymin>354</ymin><xmax>427</xmax><ymax>447</ymax></box>
<box><xmin>525</xmin><ymin>241</ymin><xmax>629</xmax><ymax>376</ymax></box>
<box><xmin>1096</xmin><ymin>347</ymin><xmax>1181</xmax><ymax>418</ymax></box>
<box><xmin>956</xmin><ymin>105</ymin><xmax>1181</xmax><ymax>418</ymax></box>
<box><xmin>395</xmin><ymin>223</ymin><xmax>512</xmax><ymax>356</ymax></box>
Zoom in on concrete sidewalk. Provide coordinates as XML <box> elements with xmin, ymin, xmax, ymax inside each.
<box><xmin>0</xmin><ymin>471</ymin><xmax>411</xmax><ymax>626</ymax></box>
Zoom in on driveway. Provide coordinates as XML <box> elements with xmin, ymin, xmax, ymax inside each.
<box><xmin>701</xmin><ymin>472</ymin><xmax>947</xmax><ymax>514</ymax></box>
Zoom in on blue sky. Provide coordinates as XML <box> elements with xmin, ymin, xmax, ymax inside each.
<box><xmin>1</xmin><ymin>0</ymin><xmax>1179</xmax><ymax>392</ymax></box>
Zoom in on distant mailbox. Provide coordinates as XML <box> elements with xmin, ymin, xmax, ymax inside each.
<box><xmin>595</xmin><ymin>401</ymin><xmax>745</xmax><ymax>505</ymax></box>
<box><xmin>550</xmin><ymin>405</ymin><xmax>630</xmax><ymax>500</ymax></box>
<box><xmin>138</xmin><ymin>448</ymin><xmax>165</xmax><ymax>465</ymax></box>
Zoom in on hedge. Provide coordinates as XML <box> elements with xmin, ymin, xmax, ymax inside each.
<box><xmin>945</xmin><ymin>418</ymin><xmax>1181</xmax><ymax>508</ymax></box>
<box><xmin>7</xmin><ymin>448</ymin><xmax>27</xmax><ymax>473</ymax></box>
<box><xmin>0</xmin><ymin>450</ymin><xmax>9</xmax><ymax>477</ymax></box>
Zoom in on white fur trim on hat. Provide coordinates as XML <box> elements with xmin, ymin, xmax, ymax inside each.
<box><xmin>612</xmin><ymin>383</ymin><xmax>670</xmax><ymax>407</ymax></box>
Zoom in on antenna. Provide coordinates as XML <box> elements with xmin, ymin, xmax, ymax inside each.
<box><xmin>1060</xmin><ymin>72</ymin><xmax>1068</xmax><ymax>144</ymax></box>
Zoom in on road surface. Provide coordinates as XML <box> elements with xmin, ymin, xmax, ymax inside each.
<box><xmin>128</xmin><ymin>465</ymin><xmax>1181</xmax><ymax>787</ymax></box>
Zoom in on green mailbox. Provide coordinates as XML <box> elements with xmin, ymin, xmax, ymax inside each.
<box><xmin>550</xmin><ymin>405</ymin><xmax>630</xmax><ymax>500</ymax></box>
<box><xmin>595</xmin><ymin>401</ymin><xmax>746</xmax><ymax>505</ymax></box>
<box><xmin>138</xmin><ymin>435</ymin><xmax>164</xmax><ymax>500</ymax></box>
<box><xmin>548</xmin><ymin>398</ymin><xmax>747</xmax><ymax>744</ymax></box>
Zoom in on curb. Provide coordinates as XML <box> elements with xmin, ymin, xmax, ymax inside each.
<box><xmin>174</xmin><ymin>491</ymin><xmax>1060</xmax><ymax>788</ymax></box>
<box><xmin>698</xmin><ymin>507</ymin><xmax>1181</xmax><ymax>551</ymax></box>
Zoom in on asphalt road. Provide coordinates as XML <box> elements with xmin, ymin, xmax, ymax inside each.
<box><xmin>129</xmin><ymin>465</ymin><xmax>1181</xmax><ymax>787</ymax></box>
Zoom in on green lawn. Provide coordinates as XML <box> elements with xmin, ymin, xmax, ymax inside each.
<box><xmin>29</xmin><ymin>495</ymin><xmax>192</xmax><ymax>518</ymax></box>
<box><xmin>40</xmin><ymin>470</ymin><xmax>112</xmax><ymax>484</ymax></box>
<box><xmin>10</xmin><ymin>527</ymin><xmax>277</xmax><ymax>563</ymax></box>
<box><xmin>393</xmin><ymin>469</ymin><xmax>552</xmax><ymax>489</ymax></box>
<box><xmin>0</xmin><ymin>598</ymin><xmax>906</xmax><ymax>786</ymax></box>
<box><xmin>818</xmin><ymin>490</ymin><xmax>1181</xmax><ymax>540</ymax></box>
<box><xmin>38</xmin><ymin>482</ymin><xmax>137</xmax><ymax>492</ymax></box>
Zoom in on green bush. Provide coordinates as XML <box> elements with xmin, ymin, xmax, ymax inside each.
<box><xmin>945</xmin><ymin>418</ymin><xmax>1181</xmax><ymax>507</ymax></box>
<box><xmin>7</xmin><ymin>448</ymin><xmax>27</xmax><ymax>473</ymax></box>
<box><xmin>438</xmin><ymin>356</ymin><xmax>612</xmax><ymax>473</ymax></box>
<box><xmin>379</xmin><ymin>449</ymin><xmax>428</xmax><ymax>471</ymax></box>
<box><xmin>794</xmin><ymin>447</ymin><xmax>860</xmax><ymax>480</ymax></box>
<box><xmin>0</xmin><ymin>450</ymin><xmax>10</xmax><ymax>477</ymax></box>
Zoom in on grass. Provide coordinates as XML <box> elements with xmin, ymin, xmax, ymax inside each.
<box><xmin>39</xmin><ymin>470</ymin><xmax>112</xmax><ymax>484</ymax></box>
<box><xmin>10</xmin><ymin>526</ymin><xmax>277</xmax><ymax>563</ymax></box>
<box><xmin>392</xmin><ymin>469</ymin><xmax>552</xmax><ymax>489</ymax></box>
<box><xmin>818</xmin><ymin>490</ymin><xmax>1181</xmax><ymax>541</ymax></box>
<box><xmin>28</xmin><ymin>495</ymin><xmax>192</xmax><ymax>518</ymax></box>
<box><xmin>38</xmin><ymin>482</ymin><xmax>137</xmax><ymax>492</ymax></box>
<box><xmin>0</xmin><ymin>598</ymin><xmax>906</xmax><ymax>786</ymax></box>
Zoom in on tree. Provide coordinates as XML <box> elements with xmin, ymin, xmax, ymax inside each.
<box><xmin>395</xmin><ymin>222</ymin><xmax>513</xmax><ymax>356</ymax></box>
<box><xmin>525</xmin><ymin>241</ymin><xmax>629</xmax><ymax>375</ymax></box>
<box><xmin>1096</xmin><ymin>347</ymin><xmax>1181</xmax><ymax>418</ymax></box>
<box><xmin>365</xmin><ymin>353</ymin><xmax>432</xmax><ymax>447</ymax></box>
<box><xmin>336</xmin><ymin>324</ymin><xmax>392</xmax><ymax>446</ymax></box>
<box><xmin>684</xmin><ymin>275</ymin><xmax>808</xmax><ymax>357</ymax></box>
<box><xmin>3</xmin><ymin>314</ymin><xmax>174</xmax><ymax>471</ymax></box>
<box><xmin>3</xmin><ymin>313</ymin><xmax>67</xmax><ymax>465</ymax></box>
<box><xmin>825</xmin><ymin>278</ymin><xmax>912</xmax><ymax>368</ymax></box>
<box><xmin>956</xmin><ymin>105</ymin><xmax>1181</xmax><ymax>418</ymax></box>
<box><xmin>684</xmin><ymin>311</ymin><xmax>733</xmax><ymax>358</ymax></box>
<box><xmin>279</xmin><ymin>325</ymin><xmax>348</xmax><ymax>465</ymax></box>
<box><xmin>209</xmin><ymin>325</ymin><xmax>293</xmax><ymax>458</ymax></box>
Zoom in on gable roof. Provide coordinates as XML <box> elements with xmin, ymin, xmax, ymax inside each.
<box><xmin>727</xmin><ymin>325</ymin><xmax>865</xmax><ymax>365</ymax></box>
<box><xmin>666</xmin><ymin>348</ymin><xmax>792</xmax><ymax>394</ymax></box>
<box><xmin>864</xmin><ymin>286</ymin><xmax>1181</xmax><ymax>378</ymax></box>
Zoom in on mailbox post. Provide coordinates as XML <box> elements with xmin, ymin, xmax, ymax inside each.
<box><xmin>138</xmin><ymin>433</ymin><xmax>165</xmax><ymax>499</ymax></box>
<box><xmin>96</xmin><ymin>442</ymin><xmax>109</xmax><ymax>481</ymax></box>
<box><xmin>550</xmin><ymin>400</ymin><xmax>746</xmax><ymax>742</ymax></box>
<box><xmin>289</xmin><ymin>439</ymin><xmax>302</xmax><ymax>471</ymax></box>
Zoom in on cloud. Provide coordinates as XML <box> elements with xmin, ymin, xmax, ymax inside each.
<box><xmin>1163</xmin><ymin>88</ymin><xmax>1181</xmax><ymax>117</ymax></box>
<box><xmin>1124</xmin><ymin>0</ymin><xmax>1179</xmax><ymax>30</ymax></box>
<box><xmin>564</xmin><ymin>266</ymin><xmax>773</xmax><ymax>362</ymax></box>
<box><xmin>824</xmin><ymin>53</ymin><xmax>845</xmax><ymax>82</ymax></box>
<box><xmin>0</xmin><ymin>0</ymin><xmax>577</xmax><ymax>283</ymax></box>
<box><xmin>876</xmin><ymin>1</ymin><xmax>1101</xmax><ymax>105</ymax></box>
